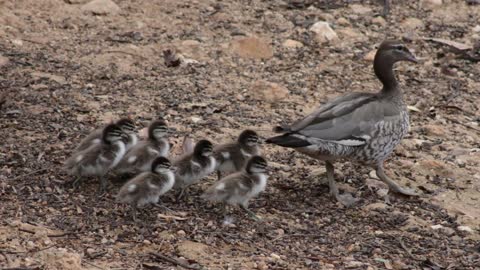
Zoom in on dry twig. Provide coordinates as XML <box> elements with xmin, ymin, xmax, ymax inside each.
<box><xmin>149</xmin><ymin>252</ymin><xmax>202</xmax><ymax>270</ymax></box>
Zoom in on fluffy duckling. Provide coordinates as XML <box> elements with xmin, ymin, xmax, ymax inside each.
<box><xmin>75</xmin><ymin>118</ymin><xmax>137</xmax><ymax>152</ymax></box>
<box><xmin>116</xmin><ymin>157</ymin><xmax>176</xmax><ymax>221</ymax></box>
<box><xmin>115</xmin><ymin>119</ymin><xmax>170</xmax><ymax>174</ymax></box>
<box><xmin>213</xmin><ymin>130</ymin><xmax>261</xmax><ymax>180</ymax></box>
<box><xmin>202</xmin><ymin>156</ymin><xmax>268</xmax><ymax>220</ymax></box>
<box><xmin>173</xmin><ymin>140</ymin><xmax>216</xmax><ymax>199</ymax></box>
<box><xmin>64</xmin><ymin>123</ymin><xmax>128</xmax><ymax>193</ymax></box>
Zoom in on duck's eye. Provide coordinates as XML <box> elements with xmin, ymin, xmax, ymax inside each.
<box><xmin>394</xmin><ymin>45</ymin><xmax>406</xmax><ymax>51</ymax></box>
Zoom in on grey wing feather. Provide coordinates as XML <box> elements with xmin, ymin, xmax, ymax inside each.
<box><xmin>287</xmin><ymin>93</ymin><xmax>402</xmax><ymax>142</ymax></box>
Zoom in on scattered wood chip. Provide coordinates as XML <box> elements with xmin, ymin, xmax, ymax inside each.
<box><xmin>407</xmin><ymin>105</ymin><xmax>421</xmax><ymax>112</ymax></box>
<box><xmin>423</xmin><ymin>37</ymin><xmax>473</xmax><ymax>51</ymax></box>
<box><xmin>157</xmin><ymin>213</ymin><xmax>188</xmax><ymax>221</ymax></box>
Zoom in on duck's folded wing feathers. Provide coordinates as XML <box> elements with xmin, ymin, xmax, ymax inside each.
<box><xmin>269</xmin><ymin>93</ymin><xmax>402</xmax><ymax>147</ymax></box>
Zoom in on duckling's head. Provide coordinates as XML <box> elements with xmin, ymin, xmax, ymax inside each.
<box><xmin>245</xmin><ymin>156</ymin><xmax>268</xmax><ymax>174</ymax></box>
<box><xmin>116</xmin><ymin>118</ymin><xmax>136</xmax><ymax>134</ymax></box>
<box><xmin>375</xmin><ymin>40</ymin><xmax>417</xmax><ymax>65</ymax></box>
<box><xmin>151</xmin><ymin>156</ymin><xmax>173</xmax><ymax>174</ymax></box>
<box><xmin>148</xmin><ymin>119</ymin><xmax>168</xmax><ymax>141</ymax></box>
<box><xmin>194</xmin><ymin>140</ymin><xmax>214</xmax><ymax>157</ymax></box>
<box><xmin>238</xmin><ymin>130</ymin><xmax>261</xmax><ymax>147</ymax></box>
<box><xmin>102</xmin><ymin>124</ymin><xmax>127</xmax><ymax>144</ymax></box>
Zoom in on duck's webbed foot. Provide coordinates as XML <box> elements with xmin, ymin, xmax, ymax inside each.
<box><xmin>376</xmin><ymin>164</ymin><xmax>419</xmax><ymax>196</ymax></box>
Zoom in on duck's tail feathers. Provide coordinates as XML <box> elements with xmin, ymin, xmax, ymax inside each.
<box><xmin>265</xmin><ymin>134</ymin><xmax>310</xmax><ymax>148</ymax></box>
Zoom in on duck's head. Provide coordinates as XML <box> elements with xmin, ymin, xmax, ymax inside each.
<box><xmin>375</xmin><ymin>40</ymin><xmax>417</xmax><ymax>65</ymax></box>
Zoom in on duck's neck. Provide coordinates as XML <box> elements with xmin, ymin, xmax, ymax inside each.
<box><xmin>374</xmin><ymin>58</ymin><xmax>399</xmax><ymax>93</ymax></box>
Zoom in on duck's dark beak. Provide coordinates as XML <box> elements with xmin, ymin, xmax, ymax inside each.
<box><xmin>404</xmin><ymin>50</ymin><xmax>418</xmax><ymax>63</ymax></box>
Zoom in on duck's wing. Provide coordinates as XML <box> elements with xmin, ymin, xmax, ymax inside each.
<box><xmin>267</xmin><ymin>93</ymin><xmax>403</xmax><ymax>147</ymax></box>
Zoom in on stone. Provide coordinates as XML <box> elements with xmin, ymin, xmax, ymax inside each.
<box><xmin>345</xmin><ymin>261</ymin><xmax>364</xmax><ymax>268</ymax></box>
<box><xmin>309</xmin><ymin>21</ymin><xmax>338</xmax><ymax>43</ymax></box>
<box><xmin>421</xmin><ymin>0</ymin><xmax>443</xmax><ymax>8</ymax></box>
<box><xmin>0</xmin><ymin>55</ymin><xmax>9</xmax><ymax>67</ymax></box>
<box><xmin>40</xmin><ymin>248</ymin><xmax>82</xmax><ymax>270</ymax></box>
<box><xmin>250</xmin><ymin>80</ymin><xmax>289</xmax><ymax>103</ymax></box>
<box><xmin>231</xmin><ymin>36</ymin><xmax>273</xmax><ymax>59</ymax></box>
<box><xmin>336</xmin><ymin>17</ymin><xmax>350</xmax><ymax>26</ymax></box>
<box><xmin>337</xmin><ymin>27</ymin><xmax>366</xmax><ymax>43</ymax></box>
<box><xmin>401</xmin><ymin>18</ymin><xmax>424</xmax><ymax>29</ymax></box>
<box><xmin>364</xmin><ymin>202</ymin><xmax>388</xmax><ymax>211</ymax></box>
<box><xmin>457</xmin><ymin>225</ymin><xmax>473</xmax><ymax>233</ymax></box>
<box><xmin>81</xmin><ymin>0</ymin><xmax>121</xmax><ymax>15</ymax></box>
<box><xmin>349</xmin><ymin>4</ymin><xmax>372</xmax><ymax>14</ymax></box>
<box><xmin>282</xmin><ymin>39</ymin><xmax>303</xmax><ymax>49</ymax></box>
<box><xmin>371</xmin><ymin>16</ymin><xmax>386</xmax><ymax>26</ymax></box>
<box><xmin>417</xmin><ymin>159</ymin><xmax>453</xmax><ymax>178</ymax></box>
<box><xmin>363</xmin><ymin>49</ymin><xmax>376</xmax><ymax>61</ymax></box>
<box><xmin>473</xmin><ymin>25</ymin><xmax>480</xmax><ymax>32</ymax></box>
<box><xmin>422</xmin><ymin>124</ymin><xmax>446</xmax><ymax>137</ymax></box>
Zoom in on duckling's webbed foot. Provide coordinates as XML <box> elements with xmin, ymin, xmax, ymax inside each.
<box><xmin>240</xmin><ymin>204</ymin><xmax>260</xmax><ymax>221</ymax></box>
<box><xmin>376</xmin><ymin>164</ymin><xmax>419</xmax><ymax>196</ymax></box>
<box><xmin>71</xmin><ymin>177</ymin><xmax>82</xmax><ymax>190</ymax></box>
<box><xmin>177</xmin><ymin>187</ymin><xmax>187</xmax><ymax>200</ymax></box>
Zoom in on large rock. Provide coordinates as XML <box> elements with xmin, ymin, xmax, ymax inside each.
<box><xmin>250</xmin><ymin>80</ymin><xmax>289</xmax><ymax>103</ymax></box>
<box><xmin>81</xmin><ymin>0</ymin><xmax>120</xmax><ymax>15</ymax></box>
<box><xmin>231</xmin><ymin>36</ymin><xmax>273</xmax><ymax>59</ymax></box>
<box><xmin>309</xmin><ymin>21</ymin><xmax>338</xmax><ymax>43</ymax></box>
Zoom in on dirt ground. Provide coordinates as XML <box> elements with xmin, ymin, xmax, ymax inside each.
<box><xmin>1</xmin><ymin>0</ymin><xmax>480</xmax><ymax>269</ymax></box>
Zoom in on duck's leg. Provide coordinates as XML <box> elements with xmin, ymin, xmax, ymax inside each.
<box><xmin>326</xmin><ymin>161</ymin><xmax>359</xmax><ymax>207</ymax></box>
<box><xmin>382</xmin><ymin>0</ymin><xmax>390</xmax><ymax>17</ymax></box>
<box><xmin>376</xmin><ymin>163</ymin><xmax>418</xmax><ymax>196</ymax></box>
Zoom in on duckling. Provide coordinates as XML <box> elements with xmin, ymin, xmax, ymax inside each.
<box><xmin>116</xmin><ymin>118</ymin><xmax>138</xmax><ymax>150</ymax></box>
<box><xmin>213</xmin><ymin>130</ymin><xmax>261</xmax><ymax>180</ymax></box>
<box><xmin>266</xmin><ymin>40</ymin><xmax>419</xmax><ymax>206</ymax></box>
<box><xmin>115</xmin><ymin>119</ymin><xmax>170</xmax><ymax>174</ymax></box>
<box><xmin>173</xmin><ymin>140</ymin><xmax>216</xmax><ymax>199</ymax></box>
<box><xmin>116</xmin><ymin>157</ymin><xmax>176</xmax><ymax>221</ymax></box>
<box><xmin>75</xmin><ymin>118</ymin><xmax>137</xmax><ymax>152</ymax></box>
<box><xmin>64</xmin><ymin>123</ymin><xmax>128</xmax><ymax>193</ymax></box>
<box><xmin>202</xmin><ymin>156</ymin><xmax>268</xmax><ymax>220</ymax></box>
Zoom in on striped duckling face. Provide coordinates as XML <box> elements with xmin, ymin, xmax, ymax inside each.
<box><xmin>116</xmin><ymin>118</ymin><xmax>136</xmax><ymax>134</ymax></box>
<box><xmin>194</xmin><ymin>140</ymin><xmax>214</xmax><ymax>157</ymax></box>
<box><xmin>238</xmin><ymin>130</ymin><xmax>261</xmax><ymax>147</ymax></box>
<box><xmin>245</xmin><ymin>156</ymin><xmax>268</xmax><ymax>174</ymax></box>
<box><xmin>151</xmin><ymin>156</ymin><xmax>173</xmax><ymax>174</ymax></box>
<box><xmin>148</xmin><ymin>120</ymin><xmax>168</xmax><ymax>141</ymax></box>
<box><xmin>102</xmin><ymin>124</ymin><xmax>128</xmax><ymax>144</ymax></box>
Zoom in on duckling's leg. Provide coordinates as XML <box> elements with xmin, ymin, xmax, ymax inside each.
<box><xmin>130</xmin><ymin>203</ymin><xmax>137</xmax><ymax>222</ymax></box>
<box><xmin>153</xmin><ymin>202</ymin><xmax>172</xmax><ymax>212</ymax></box>
<box><xmin>382</xmin><ymin>0</ymin><xmax>390</xmax><ymax>17</ymax></box>
<box><xmin>72</xmin><ymin>177</ymin><xmax>82</xmax><ymax>189</ymax></box>
<box><xmin>217</xmin><ymin>171</ymin><xmax>222</xmax><ymax>180</ymax></box>
<box><xmin>240</xmin><ymin>204</ymin><xmax>260</xmax><ymax>221</ymax></box>
<box><xmin>326</xmin><ymin>161</ymin><xmax>359</xmax><ymax>207</ymax></box>
<box><xmin>98</xmin><ymin>176</ymin><xmax>108</xmax><ymax>196</ymax></box>
<box><xmin>376</xmin><ymin>163</ymin><xmax>418</xmax><ymax>196</ymax></box>
<box><xmin>177</xmin><ymin>187</ymin><xmax>187</xmax><ymax>200</ymax></box>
